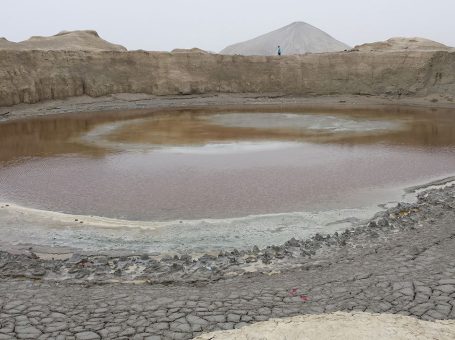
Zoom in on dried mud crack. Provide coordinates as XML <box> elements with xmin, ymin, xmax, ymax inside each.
<box><xmin>0</xmin><ymin>184</ymin><xmax>455</xmax><ymax>339</ymax></box>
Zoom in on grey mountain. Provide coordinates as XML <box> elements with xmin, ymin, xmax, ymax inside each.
<box><xmin>220</xmin><ymin>21</ymin><xmax>350</xmax><ymax>56</ymax></box>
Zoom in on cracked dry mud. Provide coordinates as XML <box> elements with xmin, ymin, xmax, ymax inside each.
<box><xmin>0</xmin><ymin>184</ymin><xmax>455</xmax><ymax>339</ymax></box>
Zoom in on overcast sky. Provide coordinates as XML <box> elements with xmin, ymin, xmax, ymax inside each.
<box><xmin>2</xmin><ymin>0</ymin><xmax>454</xmax><ymax>52</ymax></box>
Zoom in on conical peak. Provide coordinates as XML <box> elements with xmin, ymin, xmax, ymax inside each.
<box><xmin>221</xmin><ymin>21</ymin><xmax>350</xmax><ymax>56</ymax></box>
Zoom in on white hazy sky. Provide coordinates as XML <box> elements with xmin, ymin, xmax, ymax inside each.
<box><xmin>2</xmin><ymin>0</ymin><xmax>455</xmax><ymax>52</ymax></box>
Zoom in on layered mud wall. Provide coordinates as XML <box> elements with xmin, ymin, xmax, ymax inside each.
<box><xmin>0</xmin><ymin>50</ymin><xmax>454</xmax><ymax>106</ymax></box>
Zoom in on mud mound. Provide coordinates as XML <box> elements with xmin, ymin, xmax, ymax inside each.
<box><xmin>171</xmin><ymin>48</ymin><xmax>210</xmax><ymax>54</ymax></box>
<box><xmin>220</xmin><ymin>21</ymin><xmax>350</xmax><ymax>56</ymax></box>
<box><xmin>0</xmin><ymin>30</ymin><xmax>126</xmax><ymax>51</ymax></box>
<box><xmin>195</xmin><ymin>312</ymin><xmax>455</xmax><ymax>340</ymax></box>
<box><xmin>0</xmin><ymin>38</ymin><xmax>17</xmax><ymax>49</ymax></box>
<box><xmin>355</xmin><ymin>37</ymin><xmax>451</xmax><ymax>52</ymax></box>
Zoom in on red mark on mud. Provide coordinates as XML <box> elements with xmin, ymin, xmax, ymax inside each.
<box><xmin>289</xmin><ymin>288</ymin><xmax>310</xmax><ymax>302</ymax></box>
<box><xmin>289</xmin><ymin>288</ymin><xmax>298</xmax><ymax>296</ymax></box>
<box><xmin>300</xmin><ymin>294</ymin><xmax>310</xmax><ymax>302</ymax></box>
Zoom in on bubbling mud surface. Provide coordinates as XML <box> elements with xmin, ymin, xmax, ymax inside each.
<box><xmin>1</xmin><ymin>105</ymin><xmax>455</xmax><ymax>253</ymax></box>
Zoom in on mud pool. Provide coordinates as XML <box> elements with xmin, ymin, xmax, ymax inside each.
<box><xmin>1</xmin><ymin>105</ymin><xmax>455</xmax><ymax>254</ymax></box>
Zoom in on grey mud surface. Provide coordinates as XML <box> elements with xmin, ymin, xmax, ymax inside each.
<box><xmin>1</xmin><ymin>184</ymin><xmax>455</xmax><ymax>339</ymax></box>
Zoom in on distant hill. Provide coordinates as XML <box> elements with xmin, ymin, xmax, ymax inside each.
<box><xmin>0</xmin><ymin>30</ymin><xmax>127</xmax><ymax>52</ymax></box>
<box><xmin>355</xmin><ymin>37</ymin><xmax>452</xmax><ymax>52</ymax></box>
<box><xmin>220</xmin><ymin>21</ymin><xmax>350</xmax><ymax>56</ymax></box>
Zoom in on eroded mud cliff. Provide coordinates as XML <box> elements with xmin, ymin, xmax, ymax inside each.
<box><xmin>0</xmin><ymin>49</ymin><xmax>454</xmax><ymax>107</ymax></box>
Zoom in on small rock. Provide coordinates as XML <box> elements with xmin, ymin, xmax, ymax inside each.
<box><xmin>368</xmin><ymin>221</ymin><xmax>377</xmax><ymax>228</ymax></box>
<box><xmin>285</xmin><ymin>237</ymin><xmax>300</xmax><ymax>247</ymax></box>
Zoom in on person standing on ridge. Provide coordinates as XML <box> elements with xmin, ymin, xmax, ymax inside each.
<box><xmin>277</xmin><ymin>45</ymin><xmax>282</xmax><ymax>56</ymax></box>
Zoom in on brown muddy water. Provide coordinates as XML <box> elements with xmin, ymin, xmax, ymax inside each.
<box><xmin>1</xmin><ymin>105</ymin><xmax>455</xmax><ymax>253</ymax></box>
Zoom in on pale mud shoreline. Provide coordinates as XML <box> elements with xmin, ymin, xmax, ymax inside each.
<box><xmin>0</xmin><ymin>199</ymin><xmax>383</xmax><ymax>257</ymax></box>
